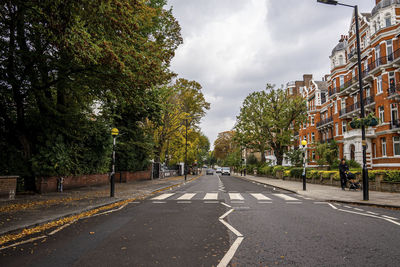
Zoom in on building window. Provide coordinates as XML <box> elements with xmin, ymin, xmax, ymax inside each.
<box><xmin>311</xmin><ymin>133</ymin><xmax>315</xmax><ymax>143</ymax></box>
<box><xmin>342</xmin><ymin>121</ymin><xmax>347</xmax><ymax>133</ymax></box>
<box><xmin>391</xmin><ymin>103</ymin><xmax>398</xmax><ymax>124</ymax></box>
<box><xmin>381</xmin><ymin>137</ymin><xmax>387</xmax><ymax>157</ymax></box>
<box><xmin>375</xmin><ymin>45</ymin><xmax>381</xmax><ymax>66</ymax></box>
<box><xmin>338</xmin><ymin>55</ymin><xmax>344</xmax><ymax>65</ymax></box>
<box><xmin>385</xmin><ymin>14</ymin><xmax>391</xmax><ymax>27</ymax></box>
<box><xmin>366</xmin><ymin>87</ymin><xmax>370</xmax><ymax>98</ymax></box>
<box><xmin>311</xmin><ymin>116</ymin><xmax>315</xmax><ymax>126</ymax></box>
<box><xmin>341</xmin><ymin>98</ymin><xmax>346</xmax><ymax>110</ymax></box>
<box><xmin>389</xmin><ymin>71</ymin><xmax>395</xmax><ymax>90</ymax></box>
<box><xmin>377</xmin><ymin>76</ymin><xmax>383</xmax><ymax>94</ymax></box>
<box><xmin>394</xmin><ymin>137</ymin><xmax>400</xmax><ymax>156</ymax></box>
<box><xmin>379</xmin><ymin>106</ymin><xmax>385</xmax><ymax>123</ymax></box>
<box><xmin>352</xmin><ymin>68</ymin><xmax>355</xmax><ymax>78</ymax></box>
<box><xmin>312</xmin><ymin>151</ymin><xmax>316</xmax><ymax>161</ymax></box>
<box><xmin>387</xmin><ymin>40</ymin><xmax>393</xmax><ymax>61</ymax></box>
<box><xmin>334</xmin><ymin>100</ymin><xmax>338</xmax><ymax>113</ymax></box>
<box><xmin>339</xmin><ymin>75</ymin><xmax>344</xmax><ymax>88</ymax></box>
<box><xmin>307</xmin><ymin>134</ymin><xmax>310</xmax><ymax>143</ymax></box>
<box><xmin>335</xmin><ymin>123</ymin><xmax>339</xmax><ymax>136</ymax></box>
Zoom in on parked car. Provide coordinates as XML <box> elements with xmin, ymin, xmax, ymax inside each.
<box><xmin>221</xmin><ymin>167</ymin><xmax>231</xmax><ymax>176</ymax></box>
<box><xmin>206</xmin><ymin>169</ymin><xmax>214</xmax><ymax>175</ymax></box>
<box><xmin>216</xmin><ymin>167</ymin><xmax>222</xmax><ymax>173</ymax></box>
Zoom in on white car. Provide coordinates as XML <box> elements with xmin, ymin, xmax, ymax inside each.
<box><xmin>216</xmin><ymin>167</ymin><xmax>222</xmax><ymax>173</ymax></box>
<box><xmin>221</xmin><ymin>167</ymin><xmax>231</xmax><ymax>176</ymax></box>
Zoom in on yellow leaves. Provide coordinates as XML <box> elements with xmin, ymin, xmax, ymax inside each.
<box><xmin>89</xmin><ymin>232</ymin><xmax>95</xmax><ymax>235</ymax></box>
<box><xmin>0</xmin><ymin>197</ymin><xmax>82</xmax><ymax>213</ymax></box>
<box><xmin>0</xmin><ymin>198</ymin><xmax>136</xmax><ymax>247</ymax></box>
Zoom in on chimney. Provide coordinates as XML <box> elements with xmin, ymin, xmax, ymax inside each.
<box><xmin>376</xmin><ymin>0</ymin><xmax>382</xmax><ymax>4</ymax></box>
<box><xmin>303</xmin><ymin>74</ymin><xmax>313</xmax><ymax>87</ymax></box>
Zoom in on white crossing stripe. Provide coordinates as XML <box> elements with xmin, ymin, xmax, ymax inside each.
<box><xmin>177</xmin><ymin>193</ymin><xmax>196</xmax><ymax>200</ymax></box>
<box><xmin>228</xmin><ymin>193</ymin><xmax>244</xmax><ymax>200</ymax></box>
<box><xmin>250</xmin><ymin>193</ymin><xmax>271</xmax><ymax>200</ymax></box>
<box><xmin>273</xmin><ymin>194</ymin><xmax>299</xmax><ymax>201</ymax></box>
<box><xmin>204</xmin><ymin>193</ymin><xmax>218</xmax><ymax>200</ymax></box>
<box><xmin>151</xmin><ymin>193</ymin><xmax>175</xmax><ymax>200</ymax></box>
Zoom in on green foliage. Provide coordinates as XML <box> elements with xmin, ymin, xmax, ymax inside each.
<box><xmin>285</xmin><ymin>149</ymin><xmax>303</xmax><ymax>167</ymax></box>
<box><xmin>247</xmin><ymin>154</ymin><xmax>259</xmax><ymax>165</ymax></box>
<box><xmin>272</xmin><ymin>165</ymin><xmax>285</xmax><ymax>176</ymax></box>
<box><xmin>315</xmin><ymin>140</ymin><xmax>338</xmax><ymax>167</ymax></box>
<box><xmin>290</xmin><ymin>168</ymin><xmax>304</xmax><ymax>178</ymax></box>
<box><xmin>346</xmin><ymin>159</ymin><xmax>361</xmax><ymax>169</ymax></box>
<box><xmin>235</xmin><ymin>84</ymin><xmax>307</xmax><ymax>164</ymax></box>
<box><xmin>331</xmin><ymin>159</ymin><xmax>341</xmax><ymax>169</ymax></box>
<box><xmin>258</xmin><ymin>165</ymin><xmax>273</xmax><ymax>176</ymax></box>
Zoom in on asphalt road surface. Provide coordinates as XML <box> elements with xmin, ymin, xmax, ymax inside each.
<box><xmin>1</xmin><ymin>173</ymin><xmax>400</xmax><ymax>266</ymax></box>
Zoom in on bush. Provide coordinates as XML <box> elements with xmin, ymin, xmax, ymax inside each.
<box><xmin>331</xmin><ymin>159</ymin><xmax>340</xmax><ymax>169</ymax></box>
<box><xmin>272</xmin><ymin>165</ymin><xmax>285</xmax><ymax>176</ymax></box>
<box><xmin>320</xmin><ymin>171</ymin><xmax>337</xmax><ymax>179</ymax></box>
<box><xmin>290</xmin><ymin>168</ymin><xmax>304</xmax><ymax>178</ymax></box>
<box><xmin>258</xmin><ymin>165</ymin><xmax>273</xmax><ymax>175</ymax></box>
<box><xmin>306</xmin><ymin>170</ymin><xmax>319</xmax><ymax>180</ymax></box>
<box><xmin>383</xmin><ymin>170</ymin><xmax>400</xmax><ymax>182</ymax></box>
<box><xmin>347</xmin><ymin>159</ymin><xmax>361</xmax><ymax>169</ymax></box>
<box><xmin>283</xmin><ymin>170</ymin><xmax>291</xmax><ymax>177</ymax></box>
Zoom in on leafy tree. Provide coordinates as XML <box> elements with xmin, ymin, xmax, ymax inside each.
<box><xmin>0</xmin><ymin>0</ymin><xmax>182</xmax><ymax>189</ymax></box>
<box><xmin>285</xmin><ymin>148</ymin><xmax>303</xmax><ymax>167</ymax></box>
<box><xmin>235</xmin><ymin>84</ymin><xmax>307</xmax><ymax>164</ymax></box>
<box><xmin>315</xmin><ymin>140</ymin><xmax>339</xmax><ymax>167</ymax></box>
<box><xmin>214</xmin><ymin>130</ymin><xmax>236</xmax><ymax>161</ymax></box>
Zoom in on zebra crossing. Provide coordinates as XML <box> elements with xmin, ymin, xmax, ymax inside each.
<box><xmin>149</xmin><ymin>192</ymin><xmax>304</xmax><ymax>203</ymax></box>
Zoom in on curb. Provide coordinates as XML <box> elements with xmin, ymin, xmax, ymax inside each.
<box><xmin>327</xmin><ymin>199</ymin><xmax>400</xmax><ymax>210</ymax></box>
<box><xmin>0</xmin><ymin>173</ymin><xmax>202</xmax><ymax>243</ymax></box>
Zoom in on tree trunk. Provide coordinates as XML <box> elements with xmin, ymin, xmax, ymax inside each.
<box><xmin>275</xmin><ymin>148</ymin><xmax>284</xmax><ymax>166</ymax></box>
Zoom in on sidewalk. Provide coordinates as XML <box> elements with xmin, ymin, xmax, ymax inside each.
<box><xmin>0</xmin><ymin>175</ymin><xmax>197</xmax><ymax>236</ymax></box>
<box><xmin>235</xmin><ymin>173</ymin><xmax>400</xmax><ymax>208</ymax></box>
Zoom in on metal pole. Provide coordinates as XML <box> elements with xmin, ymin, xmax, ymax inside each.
<box><xmin>354</xmin><ymin>5</ymin><xmax>369</xmax><ymax>200</ymax></box>
<box><xmin>302</xmin><ymin>148</ymin><xmax>306</xmax><ymax>191</ymax></box>
<box><xmin>184</xmin><ymin>119</ymin><xmax>188</xmax><ymax>181</ymax></box>
<box><xmin>111</xmin><ymin>136</ymin><xmax>116</xmax><ymax>197</ymax></box>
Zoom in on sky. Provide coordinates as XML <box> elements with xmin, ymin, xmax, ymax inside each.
<box><xmin>167</xmin><ymin>0</ymin><xmax>376</xmax><ymax>148</ymax></box>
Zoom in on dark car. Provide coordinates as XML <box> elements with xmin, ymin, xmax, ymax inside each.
<box><xmin>206</xmin><ymin>169</ymin><xmax>214</xmax><ymax>175</ymax></box>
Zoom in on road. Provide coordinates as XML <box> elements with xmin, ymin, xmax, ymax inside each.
<box><xmin>1</xmin><ymin>173</ymin><xmax>400</xmax><ymax>266</ymax></box>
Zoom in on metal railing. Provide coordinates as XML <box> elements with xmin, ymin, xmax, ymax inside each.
<box><xmin>316</xmin><ymin>116</ymin><xmax>333</xmax><ymax>128</ymax></box>
<box><xmin>390</xmin><ymin>120</ymin><xmax>400</xmax><ymax>129</ymax></box>
<box><xmin>387</xmin><ymin>83</ymin><xmax>400</xmax><ymax>96</ymax></box>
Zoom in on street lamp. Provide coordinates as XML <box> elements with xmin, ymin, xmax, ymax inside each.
<box><xmin>184</xmin><ymin>119</ymin><xmax>188</xmax><ymax>181</ymax></box>
<box><xmin>301</xmin><ymin>140</ymin><xmax>307</xmax><ymax>191</ymax></box>
<box><xmin>110</xmin><ymin>127</ymin><xmax>119</xmax><ymax>197</ymax></box>
<box><xmin>317</xmin><ymin>0</ymin><xmax>369</xmax><ymax>200</ymax></box>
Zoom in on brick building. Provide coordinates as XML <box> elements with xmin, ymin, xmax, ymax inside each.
<box><xmin>296</xmin><ymin>0</ymin><xmax>400</xmax><ymax>169</ymax></box>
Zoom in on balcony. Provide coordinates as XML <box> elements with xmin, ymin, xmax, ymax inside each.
<box><xmin>316</xmin><ymin>116</ymin><xmax>333</xmax><ymax>128</ymax></box>
<box><xmin>339</xmin><ymin>96</ymin><xmax>375</xmax><ymax>118</ymax></box>
<box><xmin>367</xmin><ymin>48</ymin><xmax>400</xmax><ymax>76</ymax></box>
<box><xmin>348</xmin><ymin>49</ymin><xmax>357</xmax><ymax>62</ymax></box>
<box><xmin>387</xmin><ymin>83</ymin><xmax>400</xmax><ymax>99</ymax></box>
<box><xmin>343</xmin><ymin>128</ymin><xmax>376</xmax><ymax>140</ymax></box>
<box><xmin>390</xmin><ymin>120</ymin><xmax>400</xmax><ymax>130</ymax></box>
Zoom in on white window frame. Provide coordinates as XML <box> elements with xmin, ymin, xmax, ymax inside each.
<box><xmin>393</xmin><ymin>136</ymin><xmax>400</xmax><ymax>156</ymax></box>
<box><xmin>339</xmin><ymin>75</ymin><xmax>344</xmax><ymax>88</ymax></box>
<box><xmin>382</xmin><ymin>137</ymin><xmax>387</xmax><ymax>157</ymax></box>
<box><xmin>377</xmin><ymin>76</ymin><xmax>383</xmax><ymax>94</ymax></box>
<box><xmin>335</xmin><ymin>123</ymin><xmax>339</xmax><ymax>136</ymax></box>
<box><xmin>391</xmin><ymin>103</ymin><xmax>398</xmax><ymax>123</ymax></box>
<box><xmin>311</xmin><ymin>116</ymin><xmax>315</xmax><ymax>126</ymax></box>
<box><xmin>342</xmin><ymin>121</ymin><xmax>347</xmax><ymax>133</ymax></box>
<box><xmin>387</xmin><ymin>40</ymin><xmax>393</xmax><ymax>61</ymax></box>
<box><xmin>334</xmin><ymin>100</ymin><xmax>338</xmax><ymax>114</ymax></box>
<box><xmin>311</xmin><ymin>132</ymin><xmax>315</xmax><ymax>143</ymax></box>
<box><xmin>379</xmin><ymin>106</ymin><xmax>385</xmax><ymax>123</ymax></box>
<box><xmin>385</xmin><ymin>14</ymin><xmax>391</xmax><ymax>27</ymax></box>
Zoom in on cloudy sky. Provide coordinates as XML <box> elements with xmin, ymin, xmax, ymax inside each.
<box><xmin>167</xmin><ymin>0</ymin><xmax>376</xmax><ymax>147</ymax></box>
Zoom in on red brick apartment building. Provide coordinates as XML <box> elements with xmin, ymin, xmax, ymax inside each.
<box><xmin>292</xmin><ymin>0</ymin><xmax>400</xmax><ymax>169</ymax></box>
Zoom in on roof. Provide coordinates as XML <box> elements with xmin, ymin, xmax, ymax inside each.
<box><xmin>315</xmin><ymin>81</ymin><xmax>328</xmax><ymax>91</ymax></box>
<box><xmin>371</xmin><ymin>0</ymin><xmax>400</xmax><ymax>16</ymax></box>
<box><xmin>331</xmin><ymin>40</ymin><xmax>347</xmax><ymax>56</ymax></box>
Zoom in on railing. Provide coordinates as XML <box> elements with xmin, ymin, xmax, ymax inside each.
<box><xmin>340</xmin><ymin>102</ymin><xmax>359</xmax><ymax>116</ymax></box>
<box><xmin>390</xmin><ymin>120</ymin><xmax>400</xmax><ymax>129</ymax></box>
<box><xmin>364</xmin><ymin>95</ymin><xmax>375</xmax><ymax>105</ymax></box>
<box><xmin>348</xmin><ymin>49</ymin><xmax>356</xmax><ymax>61</ymax></box>
<box><xmin>388</xmin><ymin>83</ymin><xmax>400</xmax><ymax>96</ymax></box>
<box><xmin>367</xmin><ymin>48</ymin><xmax>400</xmax><ymax>73</ymax></box>
<box><xmin>316</xmin><ymin>116</ymin><xmax>333</xmax><ymax>128</ymax></box>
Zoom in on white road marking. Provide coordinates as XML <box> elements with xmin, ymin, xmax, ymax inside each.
<box><xmin>250</xmin><ymin>193</ymin><xmax>271</xmax><ymax>200</ymax></box>
<box><xmin>382</xmin><ymin>215</ymin><xmax>399</xmax><ymax>220</ymax></box>
<box><xmin>229</xmin><ymin>193</ymin><xmax>244</xmax><ymax>200</ymax></box>
<box><xmin>219</xmin><ymin>219</ymin><xmax>243</xmax><ymax>237</ymax></box>
<box><xmin>219</xmin><ymin>209</ymin><xmax>234</xmax><ymax>220</ymax></box>
<box><xmin>177</xmin><ymin>201</ymin><xmax>191</xmax><ymax>204</ymax></box>
<box><xmin>177</xmin><ymin>193</ymin><xmax>196</xmax><ymax>200</ymax></box>
<box><xmin>0</xmin><ymin>235</ymin><xmax>47</xmax><ymax>251</ymax></box>
<box><xmin>286</xmin><ymin>202</ymin><xmax>302</xmax><ymax>204</ymax></box>
<box><xmin>204</xmin><ymin>193</ymin><xmax>218</xmax><ymax>200</ymax></box>
<box><xmin>204</xmin><ymin>201</ymin><xmax>219</xmax><ymax>204</ymax></box>
<box><xmin>152</xmin><ymin>201</ymin><xmax>166</xmax><ymax>203</ymax></box>
<box><xmin>353</xmin><ymin>208</ymin><xmax>364</xmax><ymax>211</ymax></box>
<box><xmin>230</xmin><ymin>201</ymin><xmax>244</xmax><ymax>204</ymax></box>
<box><xmin>273</xmin><ymin>194</ymin><xmax>298</xmax><ymax>201</ymax></box>
<box><xmin>258</xmin><ymin>201</ymin><xmax>272</xmax><ymax>204</ymax></box>
<box><xmin>314</xmin><ymin>202</ymin><xmax>328</xmax><ymax>204</ymax></box>
<box><xmin>217</xmin><ymin>237</ymin><xmax>244</xmax><ymax>267</ymax></box>
<box><xmin>328</xmin><ymin>203</ymin><xmax>338</xmax><ymax>210</ymax></box>
<box><xmin>221</xmin><ymin>202</ymin><xmax>232</xmax><ymax>208</ymax></box>
<box><xmin>367</xmin><ymin>211</ymin><xmax>379</xmax><ymax>215</ymax></box>
<box><xmin>343</xmin><ymin>205</ymin><xmax>353</xmax><ymax>209</ymax></box>
<box><xmin>151</xmin><ymin>193</ymin><xmax>174</xmax><ymax>200</ymax></box>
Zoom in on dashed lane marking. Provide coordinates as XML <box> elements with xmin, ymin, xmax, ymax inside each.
<box><xmin>177</xmin><ymin>201</ymin><xmax>191</xmax><ymax>204</ymax></box>
<box><xmin>382</xmin><ymin>215</ymin><xmax>399</xmax><ymax>220</ymax></box>
<box><xmin>228</xmin><ymin>193</ymin><xmax>244</xmax><ymax>200</ymax></box>
<box><xmin>204</xmin><ymin>201</ymin><xmax>219</xmax><ymax>204</ymax></box>
<box><xmin>258</xmin><ymin>201</ymin><xmax>272</xmax><ymax>204</ymax></box>
<box><xmin>286</xmin><ymin>202</ymin><xmax>302</xmax><ymax>204</ymax></box>
<box><xmin>152</xmin><ymin>201</ymin><xmax>166</xmax><ymax>204</ymax></box>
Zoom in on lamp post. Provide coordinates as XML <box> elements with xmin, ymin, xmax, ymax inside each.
<box><xmin>184</xmin><ymin>119</ymin><xmax>188</xmax><ymax>181</ymax></box>
<box><xmin>301</xmin><ymin>140</ymin><xmax>307</xmax><ymax>191</ymax></box>
<box><xmin>317</xmin><ymin>0</ymin><xmax>369</xmax><ymax>200</ymax></box>
<box><xmin>110</xmin><ymin>127</ymin><xmax>119</xmax><ymax>197</ymax></box>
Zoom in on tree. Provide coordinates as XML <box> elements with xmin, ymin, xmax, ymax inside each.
<box><xmin>315</xmin><ymin>140</ymin><xmax>339</xmax><ymax>167</ymax></box>
<box><xmin>235</xmin><ymin>84</ymin><xmax>307</xmax><ymax>165</ymax></box>
<box><xmin>214</xmin><ymin>131</ymin><xmax>236</xmax><ymax>161</ymax></box>
<box><xmin>0</xmin><ymin>0</ymin><xmax>182</xmax><ymax>188</ymax></box>
<box><xmin>285</xmin><ymin>149</ymin><xmax>303</xmax><ymax>167</ymax></box>
<box><xmin>151</xmin><ymin>78</ymin><xmax>210</xmax><ymax>164</ymax></box>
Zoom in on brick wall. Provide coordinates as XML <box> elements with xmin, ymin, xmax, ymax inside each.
<box><xmin>0</xmin><ymin>176</ymin><xmax>18</xmax><ymax>197</ymax></box>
